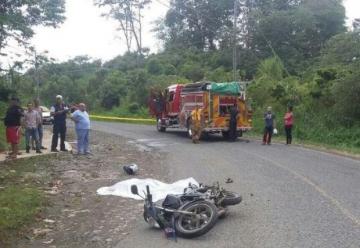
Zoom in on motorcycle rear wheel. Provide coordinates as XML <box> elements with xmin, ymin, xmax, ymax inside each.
<box><xmin>220</xmin><ymin>191</ymin><xmax>242</xmax><ymax>207</ymax></box>
<box><xmin>175</xmin><ymin>201</ymin><xmax>218</xmax><ymax>238</ymax></box>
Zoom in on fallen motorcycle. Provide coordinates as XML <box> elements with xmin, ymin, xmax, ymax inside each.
<box><xmin>130</xmin><ymin>182</ymin><xmax>242</xmax><ymax>239</ymax></box>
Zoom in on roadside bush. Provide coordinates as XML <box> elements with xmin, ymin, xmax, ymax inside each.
<box><xmin>128</xmin><ymin>103</ymin><xmax>140</xmax><ymax>113</ymax></box>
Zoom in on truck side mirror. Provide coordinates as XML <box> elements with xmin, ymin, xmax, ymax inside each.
<box><xmin>131</xmin><ymin>185</ymin><xmax>139</xmax><ymax>195</ymax></box>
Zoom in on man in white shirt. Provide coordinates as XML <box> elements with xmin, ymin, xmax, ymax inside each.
<box><xmin>71</xmin><ymin>103</ymin><xmax>91</xmax><ymax>155</ymax></box>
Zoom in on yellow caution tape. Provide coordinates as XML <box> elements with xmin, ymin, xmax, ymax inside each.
<box><xmin>90</xmin><ymin>115</ymin><xmax>155</xmax><ymax>122</ymax></box>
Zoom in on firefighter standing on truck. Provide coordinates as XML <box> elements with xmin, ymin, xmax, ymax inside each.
<box><xmin>191</xmin><ymin>105</ymin><xmax>203</xmax><ymax>144</ymax></box>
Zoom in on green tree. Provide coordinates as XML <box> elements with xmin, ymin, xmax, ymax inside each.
<box><xmin>180</xmin><ymin>62</ymin><xmax>205</xmax><ymax>82</ymax></box>
<box><xmin>242</xmin><ymin>0</ymin><xmax>346</xmax><ymax>74</ymax></box>
<box><xmin>94</xmin><ymin>0</ymin><xmax>151</xmax><ymax>54</ymax></box>
<box><xmin>161</xmin><ymin>0</ymin><xmax>235</xmax><ymax>50</ymax></box>
<box><xmin>320</xmin><ymin>32</ymin><xmax>360</xmax><ymax>67</ymax></box>
<box><xmin>248</xmin><ymin>57</ymin><xmax>303</xmax><ymax>108</ymax></box>
<box><xmin>0</xmin><ymin>0</ymin><xmax>65</xmax><ymax>54</ymax></box>
<box><xmin>354</xmin><ymin>18</ymin><xmax>360</xmax><ymax>31</ymax></box>
<box><xmin>126</xmin><ymin>69</ymin><xmax>149</xmax><ymax>105</ymax></box>
<box><xmin>146</xmin><ymin>58</ymin><xmax>163</xmax><ymax>75</ymax></box>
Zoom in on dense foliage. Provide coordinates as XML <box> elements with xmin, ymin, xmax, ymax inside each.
<box><xmin>0</xmin><ymin>0</ymin><xmax>359</xmax><ymax>150</ymax></box>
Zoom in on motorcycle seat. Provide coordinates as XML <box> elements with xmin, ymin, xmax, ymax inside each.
<box><xmin>162</xmin><ymin>194</ymin><xmax>181</xmax><ymax>209</ymax></box>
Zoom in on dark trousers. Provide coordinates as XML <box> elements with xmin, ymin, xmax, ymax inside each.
<box><xmin>263</xmin><ymin>126</ymin><xmax>273</xmax><ymax>144</ymax></box>
<box><xmin>229</xmin><ymin>120</ymin><xmax>237</xmax><ymax>141</ymax></box>
<box><xmin>52</xmin><ymin>123</ymin><xmax>66</xmax><ymax>150</ymax></box>
<box><xmin>285</xmin><ymin>125</ymin><xmax>293</xmax><ymax>144</ymax></box>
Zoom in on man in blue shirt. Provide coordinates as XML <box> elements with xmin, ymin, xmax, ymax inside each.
<box><xmin>71</xmin><ymin>103</ymin><xmax>90</xmax><ymax>155</ymax></box>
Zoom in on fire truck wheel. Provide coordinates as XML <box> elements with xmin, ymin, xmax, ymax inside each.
<box><xmin>156</xmin><ymin>119</ymin><xmax>166</xmax><ymax>132</ymax></box>
<box><xmin>222</xmin><ymin>131</ymin><xmax>230</xmax><ymax>139</ymax></box>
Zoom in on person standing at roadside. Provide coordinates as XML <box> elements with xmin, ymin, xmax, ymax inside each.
<box><xmin>33</xmin><ymin>98</ymin><xmax>46</xmax><ymax>150</ymax></box>
<box><xmin>191</xmin><ymin>105</ymin><xmax>203</xmax><ymax>144</ymax></box>
<box><xmin>50</xmin><ymin>95</ymin><xmax>69</xmax><ymax>152</ymax></box>
<box><xmin>263</xmin><ymin>106</ymin><xmax>276</xmax><ymax>145</ymax></box>
<box><xmin>71</xmin><ymin>103</ymin><xmax>91</xmax><ymax>155</ymax></box>
<box><xmin>24</xmin><ymin>102</ymin><xmax>42</xmax><ymax>153</ymax></box>
<box><xmin>229</xmin><ymin>104</ymin><xmax>239</xmax><ymax>141</ymax></box>
<box><xmin>3</xmin><ymin>97</ymin><xmax>23</xmax><ymax>159</ymax></box>
<box><xmin>284</xmin><ymin>106</ymin><xmax>294</xmax><ymax>145</ymax></box>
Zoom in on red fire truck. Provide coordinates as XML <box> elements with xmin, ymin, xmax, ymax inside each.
<box><xmin>149</xmin><ymin>81</ymin><xmax>252</xmax><ymax>138</ymax></box>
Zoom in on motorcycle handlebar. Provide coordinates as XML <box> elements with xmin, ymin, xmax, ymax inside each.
<box><xmin>146</xmin><ymin>185</ymin><xmax>153</xmax><ymax>206</ymax></box>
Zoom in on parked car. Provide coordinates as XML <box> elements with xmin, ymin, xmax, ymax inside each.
<box><xmin>41</xmin><ymin>106</ymin><xmax>53</xmax><ymax>125</ymax></box>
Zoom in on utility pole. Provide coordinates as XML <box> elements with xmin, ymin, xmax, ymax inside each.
<box><xmin>233</xmin><ymin>0</ymin><xmax>238</xmax><ymax>82</ymax></box>
<box><xmin>34</xmin><ymin>50</ymin><xmax>40</xmax><ymax>99</ymax></box>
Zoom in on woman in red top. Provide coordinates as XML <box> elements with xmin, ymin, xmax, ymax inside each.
<box><xmin>284</xmin><ymin>106</ymin><xmax>294</xmax><ymax>145</ymax></box>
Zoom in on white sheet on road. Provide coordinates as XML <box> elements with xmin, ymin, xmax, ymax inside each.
<box><xmin>97</xmin><ymin>178</ymin><xmax>199</xmax><ymax>202</ymax></box>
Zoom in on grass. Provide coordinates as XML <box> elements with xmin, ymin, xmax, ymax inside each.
<box><xmin>0</xmin><ymin>156</ymin><xmax>52</xmax><ymax>246</ymax></box>
<box><xmin>0</xmin><ymin>187</ymin><xmax>44</xmax><ymax>229</ymax></box>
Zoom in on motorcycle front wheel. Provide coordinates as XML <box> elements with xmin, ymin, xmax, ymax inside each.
<box><xmin>175</xmin><ymin>201</ymin><xmax>218</xmax><ymax>238</ymax></box>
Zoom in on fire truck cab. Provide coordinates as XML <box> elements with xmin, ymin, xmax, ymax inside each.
<box><xmin>149</xmin><ymin>81</ymin><xmax>252</xmax><ymax>138</ymax></box>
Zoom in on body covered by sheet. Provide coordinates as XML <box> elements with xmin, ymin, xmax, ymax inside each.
<box><xmin>97</xmin><ymin>178</ymin><xmax>199</xmax><ymax>202</ymax></box>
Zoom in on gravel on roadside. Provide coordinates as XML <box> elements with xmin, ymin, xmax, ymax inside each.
<box><xmin>17</xmin><ymin>129</ymin><xmax>168</xmax><ymax>248</ymax></box>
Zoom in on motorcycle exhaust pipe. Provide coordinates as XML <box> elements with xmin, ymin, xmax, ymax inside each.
<box><xmin>158</xmin><ymin>207</ymin><xmax>197</xmax><ymax>216</ymax></box>
<box><xmin>218</xmin><ymin>208</ymin><xmax>227</xmax><ymax>217</ymax></box>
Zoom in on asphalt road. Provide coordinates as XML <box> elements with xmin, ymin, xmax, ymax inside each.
<box><xmin>91</xmin><ymin>121</ymin><xmax>360</xmax><ymax>248</ymax></box>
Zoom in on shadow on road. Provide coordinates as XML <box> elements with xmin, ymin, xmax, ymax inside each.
<box><xmin>154</xmin><ymin>129</ymin><xmax>251</xmax><ymax>144</ymax></box>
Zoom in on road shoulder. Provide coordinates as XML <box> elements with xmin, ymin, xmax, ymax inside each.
<box><xmin>1</xmin><ymin>129</ymin><xmax>168</xmax><ymax>248</ymax></box>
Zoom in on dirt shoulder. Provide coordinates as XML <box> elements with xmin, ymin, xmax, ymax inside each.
<box><xmin>1</xmin><ymin>129</ymin><xmax>168</xmax><ymax>248</ymax></box>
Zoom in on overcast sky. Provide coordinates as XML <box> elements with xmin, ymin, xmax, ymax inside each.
<box><xmin>2</xmin><ymin>0</ymin><xmax>360</xmax><ymax>66</ymax></box>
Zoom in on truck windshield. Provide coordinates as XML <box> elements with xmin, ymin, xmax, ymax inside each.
<box><xmin>169</xmin><ymin>92</ymin><xmax>175</xmax><ymax>102</ymax></box>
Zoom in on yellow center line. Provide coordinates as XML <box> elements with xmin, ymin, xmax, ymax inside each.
<box><xmin>90</xmin><ymin>115</ymin><xmax>154</xmax><ymax>122</ymax></box>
